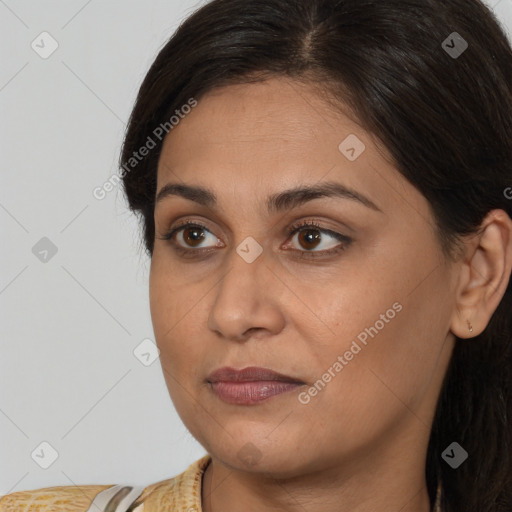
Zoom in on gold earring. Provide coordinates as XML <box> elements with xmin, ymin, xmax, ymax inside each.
<box><xmin>467</xmin><ymin>319</ymin><xmax>473</xmax><ymax>333</ymax></box>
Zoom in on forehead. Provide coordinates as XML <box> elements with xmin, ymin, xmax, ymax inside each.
<box><xmin>155</xmin><ymin>76</ymin><xmax>420</xmax><ymax>218</ymax></box>
<box><xmin>159</xmin><ymin>77</ymin><xmax>361</xmax><ymax>164</ymax></box>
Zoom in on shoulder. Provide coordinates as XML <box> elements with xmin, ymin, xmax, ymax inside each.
<box><xmin>0</xmin><ymin>484</ymin><xmax>115</xmax><ymax>511</ymax></box>
<box><xmin>0</xmin><ymin>454</ymin><xmax>212</xmax><ymax>512</ymax></box>
<box><xmin>131</xmin><ymin>454</ymin><xmax>211</xmax><ymax>511</ymax></box>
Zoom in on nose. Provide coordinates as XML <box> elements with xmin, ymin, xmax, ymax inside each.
<box><xmin>207</xmin><ymin>244</ymin><xmax>286</xmax><ymax>342</ymax></box>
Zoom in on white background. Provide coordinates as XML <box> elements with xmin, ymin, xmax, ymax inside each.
<box><xmin>1</xmin><ymin>0</ymin><xmax>511</xmax><ymax>494</ymax></box>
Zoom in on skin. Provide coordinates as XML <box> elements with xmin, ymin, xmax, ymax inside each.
<box><xmin>149</xmin><ymin>76</ymin><xmax>512</xmax><ymax>512</ymax></box>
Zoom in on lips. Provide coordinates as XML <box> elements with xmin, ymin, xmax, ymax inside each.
<box><xmin>207</xmin><ymin>366</ymin><xmax>305</xmax><ymax>384</ymax></box>
<box><xmin>207</xmin><ymin>366</ymin><xmax>306</xmax><ymax>405</ymax></box>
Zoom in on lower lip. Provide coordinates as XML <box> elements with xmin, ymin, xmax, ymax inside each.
<box><xmin>210</xmin><ymin>381</ymin><xmax>304</xmax><ymax>405</ymax></box>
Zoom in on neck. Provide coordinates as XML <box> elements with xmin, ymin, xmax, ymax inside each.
<box><xmin>201</xmin><ymin>440</ymin><xmax>432</xmax><ymax>512</ymax></box>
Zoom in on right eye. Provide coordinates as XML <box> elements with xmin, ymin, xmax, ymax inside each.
<box><xmin>158</xmin><ymin>221</ymin><xmax>224</xmax><ymax>253</ymax></box>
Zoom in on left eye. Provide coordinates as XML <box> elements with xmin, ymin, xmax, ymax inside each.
<box><xmin>284</xmin><ymin>221</ymin><xmax>350</xmax><ymax>254</ymax></box>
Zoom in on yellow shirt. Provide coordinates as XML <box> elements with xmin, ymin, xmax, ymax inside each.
<box><xmin>0</xmin><ymin>454</ymin><xmax>442</xmax><ymax>511</ymax></box>
<box><xmin>0</xmin><ymin>454</ymin><xmax>211</xmax><ymax>512</ymax></box>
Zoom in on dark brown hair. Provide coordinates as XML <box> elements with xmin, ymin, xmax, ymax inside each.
<box><xmin>119</xmin><ymin>1</ymin><xmax>512</xmax><ymax>510</ymax></box>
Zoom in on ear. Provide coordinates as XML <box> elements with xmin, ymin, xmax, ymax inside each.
<box><xmin>450</xmin><ymin>209</ymin><xmax>512</xmax><ymax>339</ymax></box>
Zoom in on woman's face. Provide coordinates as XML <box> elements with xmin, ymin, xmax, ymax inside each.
<box><xmin>149</xmin><ymin>76</ymin><xmax>459</xmax><ymax>476</ymax></box>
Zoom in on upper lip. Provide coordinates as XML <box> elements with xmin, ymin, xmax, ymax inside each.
<box><xmin>207</xmin><ymin>366</ymin><xmax>305</xmax><ymax>384</ymax></box>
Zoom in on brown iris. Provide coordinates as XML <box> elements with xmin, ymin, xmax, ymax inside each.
<box><xmin>183</xmin><ymin>226</ymin><xmax>206</xmax><ymax>247</ymax></box>
<box><xmin>297</xmin><ymin>228</ymin><xmax>321</xmax><ymax>250</ymax></box>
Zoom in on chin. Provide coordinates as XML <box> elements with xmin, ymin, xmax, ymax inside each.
<box><xmin>207</xmin><ymin>436</ymin><xmax>313</xmax><ymax>477</ymax></box>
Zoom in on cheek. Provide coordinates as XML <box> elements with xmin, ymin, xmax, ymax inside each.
<box><xmin>301</xmin><ymin>246</ymin><xmax>451</xmax><ymax>415</ymax></box>
<box><xmin>292</xmin><ymin>310</ymin><xmax>430</xmax><ymax>452</ymax></box>
<box><xmin>370</xmin><ymin>271</ymin><xmax>455</xmax><ymax>403</ymax></box>
<box><xmin>149</xmin><ymin>277</ymin><xmax>204</xmax><ymax>423</ymax></box>
<box><xmin>149</xmin><ymin>258</ymin><xmax>211</xmax><ymax>390</ymax></box>
<box><xmin>149</xmin><ymin>260</ymin><xmax>193</xmax><ymax>367</ymax></box>
<box><xmin>314</xmin><ymin>272</ymin><xmax>452</xmax><ymax>430</ymax></box>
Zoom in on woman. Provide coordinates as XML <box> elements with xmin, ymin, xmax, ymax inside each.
<box><xmin>2</xmin><ymin>0</ymin><xmax>511</xmax><ymax>510</ymax></box>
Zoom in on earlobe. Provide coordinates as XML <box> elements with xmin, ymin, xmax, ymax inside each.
<box><xmin>451</xmin><ymin>312</ymin><xmax>477</xmax><ymax>339</ymax></box>
<box><xmin>449</xmin><ymin>209</ymin><xmax>512</xmax><ymax>340</ymax></box>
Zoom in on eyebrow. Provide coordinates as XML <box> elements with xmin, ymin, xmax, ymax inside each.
<box><xmin>155</xmin><ymin>181</ymin><xmax>382</xmax><ymax>213</ymax></box>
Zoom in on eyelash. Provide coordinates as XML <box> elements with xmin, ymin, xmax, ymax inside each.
<box><xmin>157</xmin><ymin>219</ymin><xmax>352</xmax><ymax>259</ymax></box>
